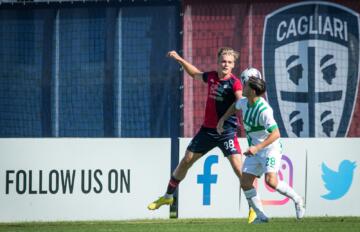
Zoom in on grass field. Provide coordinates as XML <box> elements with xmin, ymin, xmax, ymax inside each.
<box><xmin>0</xmin><ymin>217</ymin><xmax>359</xmax><ymax>232</ymax></box>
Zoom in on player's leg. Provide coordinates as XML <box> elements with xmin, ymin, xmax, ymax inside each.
<box><xmin>218</xmin><ymin>130</ymin><xmax>243</xmax><ymax>179</ymax></box>
<box><xmin>241</xmin><ymin>155</ymin><xmax>269</xmax><ymax>223</ymax></box>
<box><xmin>264</xmin><ymin>153</ymin><xmax>305</xmax><ymax>219</ymax></box>
<box><xmin>241</xmin><ymin>172</ymin><xmax>269</xmax><ymax>223</ymax></box>
<box><xmin>265</xmin><ymin>172</ymin><xmax>299</xmax><ymax>200</ymax></box>
<box><xmin>264</xmin><ymin>172</ymin><xmax>305</xmax><ymax>219</ymax></box>
<box><xmin>169</xmin><ymin>127</ymin><xmax>215</xmax><ymax>195</ymax></box>
<box><xmin>147</xmin><ymin>150</ymin><xmax>203</xmax><ymax>210</ymax></box>
<box><xmin>219</xmin><ymin>132</ymin><xmax>256</xmax><ymax>223</ymax></box>
<box><xmin>226</xmin><ymin>154</ymin><xmax>242</xmax><ymax>179</ymax></box>
<box><xmin>173</xmin><ymin>150</ymin><xmax>203</xmax><ymax>181</ymax></box>
<box><xmin>227</xmin><ymin>154</ymin><xmax>256</xmax><ymax>223</ymax></box>
<box><xmin>148</xmin><ymin>127</ymin><xmax>214</xmax><ymax>210</ymax></box>
<box><xmin>163</xmin><ymin>150</ymin><xmax>203</xmax><ymax>199</ymax></box>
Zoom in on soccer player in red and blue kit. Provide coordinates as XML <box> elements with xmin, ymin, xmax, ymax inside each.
<box><xmin>148</xmin><ymin>47</ymin><xmax>255</xmax><ymax>222</ymax></box>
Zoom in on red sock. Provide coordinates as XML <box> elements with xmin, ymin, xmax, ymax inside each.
<box><xmin>166</xmin><ymin>175</ymin><xmax>180</xmax><ymax>195</ymax></box>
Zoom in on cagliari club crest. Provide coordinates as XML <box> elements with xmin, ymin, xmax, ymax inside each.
<box><xmin>263</xmin><ymin>1</ymin><xmax>360</xmax><ymax>137</ymax></box>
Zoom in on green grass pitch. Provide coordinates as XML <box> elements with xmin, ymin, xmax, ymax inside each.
<box><xmin>0</xmin><ymin>217</ymin><xmax>359</xmax><ymax>232</ymax></box>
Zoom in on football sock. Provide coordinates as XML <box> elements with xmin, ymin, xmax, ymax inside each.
<box><xmin>244</xmin><ymin>188</ymin><xmax>267</xmax><ymax>218</ymax></box>
<box><xmin>165</xmin><ymin>175</ymin><xmax>181</xmax><ymax>196</ymax></box>
<box><xmin>276</xmin><ymin>181</ymin><xmax>301</xmax><ymax>203</ymax></box>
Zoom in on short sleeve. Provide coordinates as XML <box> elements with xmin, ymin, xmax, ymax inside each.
<box><xmin>232</xmin><ymin>78</ymin><xmax>243</xmax><ymax>92</ymax></box>
<box><xmin>259</xmin><ymin>108</ymin><xmax>278</xmax><ymax>132</ymax></box>
<box><xmin>235</xmin><ymin>97</ymin><xmax>247</xmax><ymax>111</ymax></box>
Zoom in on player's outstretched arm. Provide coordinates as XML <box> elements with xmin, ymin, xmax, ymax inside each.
<box><xmin>216</xmin><ymin>103</ymin><xmax>237</xmax><ymax>134</ymax></box>
<box><xmin>167</xmin><ymin>50</ymin><xmax>203</xmax><ymax>81</ymax></box>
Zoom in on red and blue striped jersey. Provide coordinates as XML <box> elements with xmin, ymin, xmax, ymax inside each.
<box><xmin>202</xmin><ymin>71</ymin><xmax>242</xmax><ymax>129</ymax></box>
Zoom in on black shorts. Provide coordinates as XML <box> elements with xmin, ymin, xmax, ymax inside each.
<box><xmin>187</xmin><ymin>126</ymin><xmax>242</xmax><ymax>157</ymax></box>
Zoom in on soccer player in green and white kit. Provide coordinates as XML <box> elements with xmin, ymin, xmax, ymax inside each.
<box><xmin>217</xmin><ymin>68</ymin><xmax>305</xmax><ymax>224</ymax></box>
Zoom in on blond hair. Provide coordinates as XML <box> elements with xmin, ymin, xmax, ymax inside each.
<box><xmin>217</xmin><ymin>47</ymin><xmax>239</xmax><ymax>62</ymax></box>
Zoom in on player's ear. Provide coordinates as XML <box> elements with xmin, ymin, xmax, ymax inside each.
<box><xmin>251</xmin><ymin>88</ymin><xmax>258</xmax><ymax>96</ymax></box>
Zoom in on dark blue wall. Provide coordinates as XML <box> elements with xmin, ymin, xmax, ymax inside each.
<box><xmin>0</xmin><ymin>2</ymin><xmax>181</xmax><ymax>137</ymax></box>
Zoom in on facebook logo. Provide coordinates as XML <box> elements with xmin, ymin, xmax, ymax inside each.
<box><xmin>197</xmin><ymin>155</ymin><xmax>218</xmax><ymax>205</ymax></box>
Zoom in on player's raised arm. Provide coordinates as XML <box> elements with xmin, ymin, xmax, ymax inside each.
<box><xmin>167</xmin><ymin>50</ymin><xmax>203</xmax><ymax>81</ymax></box>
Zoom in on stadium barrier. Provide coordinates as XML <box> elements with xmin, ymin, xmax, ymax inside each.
<box><xmin>179</xmin><ymin>138</ymin><xmax>360</xmax><ymax>218</ymax></box>
<box><xmin>0</xmin><ymin>138</ymin><xmax>359</xmax><ymax>222</ymax></box>
<box><xmin>0</xmin><ymin>138</ymin><xmax>171</xmax><ymax>222</ymax></box>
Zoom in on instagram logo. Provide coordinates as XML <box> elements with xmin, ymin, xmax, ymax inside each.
<box><xmin>255</xmin><ymin>155</ymin><xmax>294</xmax><ymax>205</ymax></box>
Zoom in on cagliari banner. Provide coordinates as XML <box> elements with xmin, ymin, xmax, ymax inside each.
<box><xmin>183</xmin><ymin>0</ymin><xmax>360</xmax><ymax>138</ymax></box>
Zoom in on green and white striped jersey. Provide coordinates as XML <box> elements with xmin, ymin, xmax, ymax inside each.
<box><xmin>235</xmin><ymin>97</ymin><xmax>281</xmax><ymax>151</ymax></box>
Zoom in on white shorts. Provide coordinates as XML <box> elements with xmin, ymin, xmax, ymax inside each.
<box><xmin>242</xmin><ymin>148</ymin><xmax>282</xmax><ymax>177</ymax></box>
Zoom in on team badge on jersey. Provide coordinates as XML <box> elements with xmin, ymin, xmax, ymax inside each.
<box><xmin>263</xmin><ymin>2</ymin><xmax>360</xmax><ymax>137</ymax></box>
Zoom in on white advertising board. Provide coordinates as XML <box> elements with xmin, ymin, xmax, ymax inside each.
<box><xmin>0</xmin><ymin>138</ymin><xmax>171</xmax><ymax>222</ymax></box>
<box><xmin>305</xmin><ymin>138</ymin><xmax>360</xmax><ymax>216</ymax></box>
<box><xmin>178</xmin><ymin>138</ymin><xmax>244</xmax><ymax>218</ymax></box>
<box><xmin>1</xmin><ymin>138</ymin><xmax>359</xmax><ymax>221</ymax></box>
<box><xmin>179</xmin><ymin>138</ymin><xmax>360</xmax><ymax>218</ymax></box>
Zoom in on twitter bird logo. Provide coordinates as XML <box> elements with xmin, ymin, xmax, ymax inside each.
<box><xmin>321</xmin><ymin>160</ymin><xmax>357</xmax><ymax>200</ymax></box>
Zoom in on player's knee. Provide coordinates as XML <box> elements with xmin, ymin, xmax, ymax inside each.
<box><xmin>179</xmin><ymin>158</ymin><xmax>192</xmax><ymax>169</ymax></box>
<box><xmin>231</xmin><ymin>162</ymin><xmax>242</xmax><ymax>175</ymax></box>
<box><xmin>240</xmin><ymin>183</ymin><xmax>249</xmax><ymax>190</ymax></box>
<box><xmin>180</xmin><ymin>152</ymin><xmax>198</xmax><ymax>168</ymax></box>
<box><xmin>240</xmin><ymin>178</ymin><xmax>253</xmax><ymax>190</ymax></box>
<box><xmin>228</xmin><ymin>155</ymin><xmax>242</xmax><ymax>175</ymax></box>
<box><xmin>234</xmin><ymin>168</ymin><xmax>242</xmax><ymax>178</ymax></box>
<box><xmin>265</xmin><ymin>175</ymin><xmax>277</xmax><ymax>189</ymax></box>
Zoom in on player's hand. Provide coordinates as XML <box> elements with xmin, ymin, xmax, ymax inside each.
<box><xmin>167</xmin><ymin>50</ymin><xmax>181</xmax><ymax>61</ymax></box>
<box><xmin>243</xmin><ymin>146</ymin><xmax>258</xmax><ymax>156</ymax></box>
<box><xmin>216</xmin><ymin>119</ymin><xmax>225</xmax><ymax>134</ymax></box>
